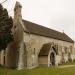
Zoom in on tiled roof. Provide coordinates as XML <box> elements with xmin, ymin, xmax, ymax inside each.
<box><xmin>23</xmin><ymin>20</ymin><xmax>74</xmax><ymax>43</ymax></box>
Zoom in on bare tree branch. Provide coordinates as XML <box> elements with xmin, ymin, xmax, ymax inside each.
<box><xmin>1</xmin><ymin>0</ymin><xmax>7</xmax><ymax>4</ymax></box>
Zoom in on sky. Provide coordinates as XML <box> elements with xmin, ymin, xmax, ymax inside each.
<box><xmin>1</xmin><ymin>0</ymin><xmax>75</xmax><ymax>41</ymax></box>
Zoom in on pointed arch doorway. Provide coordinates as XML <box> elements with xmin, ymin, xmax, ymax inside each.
<box><xmin>38</xmin><ymin>43</ymin><xmax>57</xmax><ymax>67</ymax></box>
<box><xmin>50</xmin><ymin>52</ymin><xmax>55</xmax><ymax>65</ymax></box>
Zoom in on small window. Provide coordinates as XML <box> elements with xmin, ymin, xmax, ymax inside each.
<box><xmin>70</xmin><ymin>46</ymin><xmax>73</xmax><ymax>54</ymax></box>
<box><xmin>59</xmin><ymin>45</ymin><xmax>62</xmax><ymax>53</ymax></box>
<box><xmin>34</xmin><ymin>48</ymin><xmax>35</xmax><ymax>54</ymax></box>
<box><xmin>64</xmin><ymin>47</ymin><xmax>67</xmax><ymax>54</ymax></box>
<box><xmin>14</xmin><ymin>25</ymin><xmax>17</xmax><ymax>29</ymax></box>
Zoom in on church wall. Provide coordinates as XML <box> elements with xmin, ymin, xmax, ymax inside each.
<box><xmin>5</xmin><ymin>42</ymin><xmax>18</xmax><ymax>68</ymax></box>
<box><xmin>25</xmin><ymin>33</ymin><xmax>73</xmax><ymax>51</ymax></box>
<box><xmin>24</xmin><ymin>33</ymin><xmax>74</xmax><ymax>55</ymax></box>
<box><xmin>23</xmin><ymin>32</ymin><xmax>74</xmax><ymax>68</ymax></box>
<box><xmin>0</xmin><ymin>50</ymin><xmax>4</xmax><ymax>65</ymax></box>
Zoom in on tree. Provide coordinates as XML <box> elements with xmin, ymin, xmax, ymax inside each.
<box><xmin>0</xmin><ymin>4</ymin><xmax>13</xmax><ymax>50</ymax></box>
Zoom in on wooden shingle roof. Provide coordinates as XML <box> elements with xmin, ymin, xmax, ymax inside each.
<box><xmin>23</xmin><ymin>20</ymin><xmax>74</xmax><ymax>43</ymax></box>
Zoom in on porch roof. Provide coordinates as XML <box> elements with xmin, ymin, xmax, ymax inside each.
<box><xmin>39</xmin><ymin>43</ymin><xmax>51</xmax><ymax>56</ymax></box>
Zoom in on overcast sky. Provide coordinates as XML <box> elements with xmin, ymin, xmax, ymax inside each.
<box><xmin>2</xmin><ymin>0</ymin><xmax>75</xmax><ymax>40</ymax></box>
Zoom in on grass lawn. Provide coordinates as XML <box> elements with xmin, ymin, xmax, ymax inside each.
<box><xmin>0</xmin><ymin>66</ymin><xmax>75</xmax><ymax>75</ymax></box>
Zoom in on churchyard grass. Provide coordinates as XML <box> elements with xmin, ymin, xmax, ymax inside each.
<box><xmin>0</xmin><ymin>66</ymin><xmax>75</xmax><ymax>75</ymax></box>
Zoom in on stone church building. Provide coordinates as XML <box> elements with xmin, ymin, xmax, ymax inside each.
<box><xmin>0</xmin><ymin>2</ymin><xmax>75</xmax><ymax>70</ymax></box>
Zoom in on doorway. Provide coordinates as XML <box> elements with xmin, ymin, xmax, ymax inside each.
<box><xmin>50</xmin><ymin>52</ymin><xmax>55</xmax><ymax>65</ymax></box>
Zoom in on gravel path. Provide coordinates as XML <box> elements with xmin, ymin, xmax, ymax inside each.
<box><xmin>58</xmin><ymin>65</ymin><xmax>75</xmax><ymax>68</ymax></box>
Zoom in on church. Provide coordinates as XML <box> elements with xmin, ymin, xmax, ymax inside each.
<box><xmin>0</xmin><ymin>2</ymin><xmax>75</xmax><ymax>70</ymax></box>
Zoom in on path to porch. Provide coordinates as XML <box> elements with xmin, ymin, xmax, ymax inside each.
<box><xmin>58</xmin><ymin>65</ymin><xmax>75</xmax><ymax>68</ymax></box>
